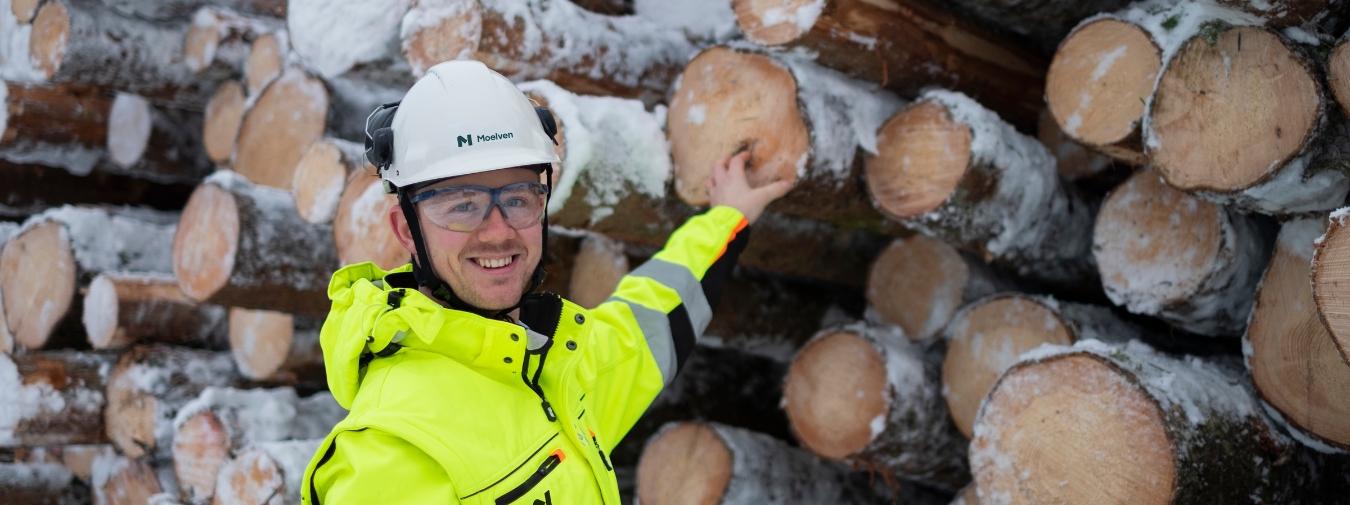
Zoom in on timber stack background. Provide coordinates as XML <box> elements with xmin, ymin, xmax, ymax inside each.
<box><xmin>3</xmin><ymin>0</ymin><xmax>1350</xmax><ymax>503</ymax></box>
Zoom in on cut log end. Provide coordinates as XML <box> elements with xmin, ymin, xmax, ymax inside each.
<box><xmin>333</xmin><ymin>174</ymin><xmax>405</xmax><ymax>271</ymax></box>
<box><xmin>635</xmin><ymin>422</ymin><xmax>732</xmax><ymax>505</ymax></box>
<box><xmin>29</xmin><ymin>1</ymin><xmax>70</xmax><ymax>79</ymax></box>
<box><xmin>400</xmin><ymin>3</ymin><xmax>483</xmax><ymax>78</ymax></box>
<box><xmin>782</xmin><ymin>330</ymin><xmax>888</xmax><ymax>460</ymax></box>
<box><xmin>866</xmin><ymin>100</ymin><xmax>970</xmax><ymax>219</ymax></box>
<box><xmin>228</xmin><ymin>308</ymin><xmax>293</xmax><ymax>381</ymax></box>
<box><xmin>99</xmin><ymin>457</ymin><xmax>163</xmax><ymax>505</ymax></box>
<box><xmin>81</xmin><ymin>275</ymin><xmax>122</xmax><ymax>349</ymax></box>
<box><xmin>668</xmin><ymin>47</ymin><xmax>806</xmax><ymax>207</ymax></box>
<box><xmin>569</xmin><ymin>234</ymin><xmax>629</xmax><ymax>309</ymax></box>
<box><xmin>213</xmin><ymin>447</ymin><xmax>287</xmax><ymax>505</ymax></box>
<box><xmin>173</xmin><ymin>183</ymin><xmax>241</xmax><ymax>304</ymax></box>
<box><xmin>105</xmin><ymin>358</ymin><xmax>159</xmax><ymax>460</ymax></box>
<box><xmin>0</xmin><ymin>221</ymin><xmax>76</xmax><ymax>350</ymax></box>
<box><xmin>732</xmin><ymin>0</ymin><xmax>819</xmax><ymax>46</ymax></box>
<box><xmin>1046</xmin><ymin>18</ymin><xmax>1158</xmax><ymax>161</ymax></box>
<box><xmin>173</xmin><ymin>411</ymin><xmax>230</xmax><ymax>503</ymax></box>
<box><xmin>246</xmin><ymin>33</ymin><xmax>284</xmax><ymax>96</ymax></box>
<box><xmin>1251</xmin><ymin>218</ymin><xmax>1350</xmax><ymax>449</ymax></box>
<box><xmin>293</xmin><ymin>140</ymin><xmax>355</xmax><ymax>224</ymax></box>
<box><xmin>233</xmin><ymin>67</ymin><xmax>328</xmax><ymax>190</ymax></box>
<box><xmin>1149</xmin><ymin>26</ymin><xmax>1318</xmax><ymax>193</ymax></box>
<box><xmin>972</xmin><ymin>353</ymin><xmax>1175</xmax><ymax>505</ymax></box>
<box><xmin>11</xmin><ymin>0</ymin><xmax>40</xmax><ymax>23</ymax></box>
<box><xmin>1330</xmin><ymin>40</ymin><xmax>1350</xmax><ymax>119</ymax></box>
<box><xmin>942</xmin><ymin>296</ymin><xmax>1075</xmax><ymax>438</ymax></box>
<box><xmin>203</xmin><ymin>81</ymin><xmax>247</xmax><ymax>164</ymax></box>
<box><xmin>107</xmin><ymin>93</ymin><xmax>153</xmax><ymax>169</ymax></box>
<box><xmin>1313</xmin><ymin>215</ymin><xmax>1350</xmax><ymax>365</ymax></box>
<box><xmin>183</xmin><ymin>12</ymin><xmax>221</xmax><ymax>73</ymax></box>
<box><xmin>1094</xmin><ymin>169</ymin><xmax>1222</xmax><ymax>309</ymax></box>
<box><xmin>866</xmin><ymin>235</ymin><xmax>969</xmax><ymax>341</ymax></box>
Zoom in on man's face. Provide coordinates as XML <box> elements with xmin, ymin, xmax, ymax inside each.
<box><xmin>391</xmin><ymin>167</ymin><xmax>544</xmax><ymax>311</ymax></box>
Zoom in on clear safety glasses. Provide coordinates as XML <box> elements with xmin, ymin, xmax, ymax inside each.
<box><xmin>410</xmin><ymin>182</ymin><xmax>549</xmax><ymax>232</ymax></box>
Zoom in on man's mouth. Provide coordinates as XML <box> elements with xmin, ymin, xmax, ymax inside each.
<box><xmin>473</xmin><ymin>255</ymin><xmax>516</xmax><ymax>270</ymax></box>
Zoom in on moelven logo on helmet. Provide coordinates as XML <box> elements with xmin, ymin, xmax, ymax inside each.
<box><xmin>456</xmin><ymin>132</ymin><xmax>516</xmax><ymax>147</ymax></box>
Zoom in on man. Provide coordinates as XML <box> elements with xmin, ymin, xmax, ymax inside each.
<box><xmin>301</xmin><ymin>60</ymin><xmax>790</xmax><ymax>504</ymax></box>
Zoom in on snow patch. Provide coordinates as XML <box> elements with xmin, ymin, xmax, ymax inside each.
<box><xmin>776</xmin><ymin>54</ymin><xmax>905</xmax><ymax>180</ymax></box>
<box><xmin>634</xmin><ymin>0</ymin><xmax>740</xmax><ymax>43</ymax></box>
<box><xmin>760</xmin><ymin>0</ymin><xmax>825</xmax><ymax>32</ymax></box>
<box><xmin>18</xmin><ymin>206</ymin><xmax>178</xmax><ymax>275</ymax></box>
<box><xmin>0</xmin><ymin>0</ymin><xmax>44</xmax><ymax>82</ymax></box>
<box><xmin>685</xmin><ymin>104</ymin><xmax>706</xmax><ymax>126</ymax></box>
<box><xmin>107</xmin><ymin>93</ymin><xmax>153</xmax><ymax>168</ymax></box>
<box><xmin>288</xmin><ymin>0</ymin><xmax>414</xmax><ymax>78</ymax></box>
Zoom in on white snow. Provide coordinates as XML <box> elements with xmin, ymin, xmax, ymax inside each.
<box><xmin>1281</xmin><ymin>26</ymin><xmax>1320</xmax><ymax>46</ymax></box>
<box><xmin>759</xmin><ymin>0</ymin><xmax>825</xmax><ymax>32</ymax></box>
<box><xmin>0</xmin><ymin>0</ymin><xmax>44</xmax><ymax>82</ymax></box>
<box><xmin>685</xmin><ymin>104</ymin><xmax>706</xmax><ymax>126</ymax></box>
<box><xmin>777</xmin><ymin>55</ymin><xmax>905</xmax><ymax>179</ymax></box>
<box><xmin>0</xmin><ymin>462</ymin><xmax>73</xmax><ymax>494</ymax></box>
<box><xmin>0</xmin><ymin>354</ymin><xmax>106</xmax><ymax>445</ymax></box>
<box><xmin>1090</xmin><ymin>45</ymin><xmax>1129</xmax><ymax>82</ymax></box>
<box><xmin>633</xmin><ymin>0</ymin><xmax>740</xmax><ymax>43</ymax></box>
<box><xmin>288</xmin><ymin>0</ymin><xmax>414</xmax><ymax>78</ymax></box>
<box><xmin>399</xmin><ymin>0</ymin><xmax>482</xmax><ymax>77</ymax></box>
<box><xmin>107</xmin><ymin>93</ymin><xmax>153</xmax><ymax>168</ymax></box>
<box><xmin>1278</xmin><ymin>215</ymin><xmax>1324</xmax><ymax>261</ymax></box>
<box><xmin>18</xmin><ymin>206</ymin><xmax>177</xmax><ymax>275</ymax></box>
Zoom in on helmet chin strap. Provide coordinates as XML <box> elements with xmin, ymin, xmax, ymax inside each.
<box><xmin>396</xmin><ymin>164</ymin><xmax>553</xmax><ymax>322</ymax></box>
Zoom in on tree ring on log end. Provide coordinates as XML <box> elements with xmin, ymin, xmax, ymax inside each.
<box><xmin>782</xmin><ymin>330</ymin><xmax>888</xmax><ymax>460</ymax></box>
<box><xmin>105</xmin><ymin>352</ymin><xmax>160</xmax><ymax>459</ymax></box>
<box><xmin>293</xmin><ymin>140</ymin><xmax>349</xmax><ymax>224</ymax></box>
<box><xmin>401</xmin><ymin>1</ymin><xmax>484</xmax><ymax>78</ymax></box>
<box><xmin>174</xmin><ymin>183</ymin><xmax>241</xmax><ymax>303</ymax></box>
<box><xmin>733</xmin><ymin>0</ymin><xmax>822</xmax><ymax>46</ymax></box>
<box><xmin>1329</xmin><ymin>41</ymin><xmax>1350</xmax><ymax>119</ymax></box>
<box><xmin>12</xmin><ymin>0</ymin><xmax>40</xmax><ymax>23</ymax></box>
<box><xmin>1094</xmin><ymin>169</ymin><xmax>1222</xmax><ymax>312</ymax></box>
<box><xmin>1149</xmin><ymin>26</ymin><xmax>1318</xmax><ymax>193</ymax></box>
<box><xmin>865</xmin><ymin>100</ymin><xmax>970</xmax><ymax>219</ymax></box>
<box><xmin>1313</xmin><ymin>217</ymin><xmax>1350</xmax><ymax>364</ymax></box>
<box><xmin>942</xmin><ymin>295</ymin><xmax>1074</xmax><ymax>439</ymax></box>
<box><xmin>668</xmin><ymin>47</ymin><xmax>807</xmax><ymax>207</ymax></box>
<box><xmin>215</xmin><ymin>447</ymin><xmax>285</xmax><ymax>505</ymax></box>
<box><xmin>29</xmin><ymin>1</ymin><xmax>70</xmax><ymax>79</ymax></box>
<box><xmin>866</xmin><ymin>235</ymin><xmax>969</xmax><ymax>340</ymax></box>
<box><xmin>973</xmin><ymin>353</ymin><xmax>1175</xmax><ymax>505</ymax></box>
<box><xmin>333</xmin><ymin>175</ymin><xmax>405</xmax><ymax>271</ymax></box>
<box><xmin>1046</xmin><ymin>19</ymin><xmax>1158</xmax><ymax>161</ymax></box>
<box><xmin>636</xmin><ymin>422</ymin><xmax>731</xmax><ymax>505</ymax></box>
<box><xmin>173</xmin><ymin>411</ymin><xmax>230</xmax><ymax>502</ymax></box>
<box><xmin>0</xmin><ymin>221</ymin><xmax>76</xmax><ymax>350</ymax></box>
<box><xmin>233</xmin><ymin>67</ymin><xmax>328</xmax><ymax>190</ymax></box>
<box><xmin>228</xmin><ymin>308</ymin><xmax>293</xmax><ymax>381</ymax></box>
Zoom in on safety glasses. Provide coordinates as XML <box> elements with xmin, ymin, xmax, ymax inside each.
<box><xmin>411</xmin><ymin>182</ymin><xmax>549</xmax><ymax>232</ymax></box>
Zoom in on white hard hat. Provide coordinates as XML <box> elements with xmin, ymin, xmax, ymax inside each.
<box><xmin>370</xmin><ymin>60</ymin><xmax>560</xmax><ymax>190</ymax></box>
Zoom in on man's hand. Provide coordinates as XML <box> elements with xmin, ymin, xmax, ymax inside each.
<box><xmin>706</xmin><ymin>151</ymin><xmax>793</xmax><ymax>225</ymax></box>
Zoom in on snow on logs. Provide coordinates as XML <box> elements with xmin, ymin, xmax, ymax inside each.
<box><xmin>1313</xmin><ymin>210</ymin><xmax>1350</xmax><ymax>365</ymax></box>
<box><xmin>781</xmin><ymin>323</ymin><xmax>968</xmax><ymax>491</ymax></box>
<box><xmin>89</xmin><ymin>452</ymin><xmax>163</xmax><ymax>505</ymax></box>
<box><xmin>231</xmin><ymin>67</ymin><xmax>328</xmax><ymax>190</ymax></box>
<box><xmin>1147</xmin><ymin>24</ymin><xmax>1350</xmax><ymax>214</ymax></box>
<box><xmin>667</xmin><ymin>47</ymin><xmax>906</xmax><ymax>236</ymax></box>
<box><xmin>0</xmin><ymin>461</ymin><xmax>89</xmax><ymax>504</ymax></box>
<box><xmin>331</xmin><ymin>171</ymin><xmax>405</xmax><ymax>271</ymax></box>
<box><xmin>171</xmin><ymin>387</ymin><xmax>344</xmax><ymax>503</ymax></box>
<box><xmin>865</xmin><ymin>234</ymin><xmax>1016</xmax><ymax>342</ymax></box>
<box><xmin>227</xmin><ymin>308</ymin><xmax>324</xmax><ymax>385</ymax></box>
<box><xmin>172</xmin><ymin>171</ymin><xmax>338</xmax><ymax>316</ymax></box>
<box><xmin>971</xmin><ymin>339</ymin><xmax>1350</xmax><ymax>503</ymax></box>
<box><xmin>731</xmin><ymin>0</ymin><xmax>1047</xmax><ymax>130</ymax></box>
<box><xmin>291</xmin><ymin>137</ymin><xmax>367</xmax><ymax>225</ymax></box>
<box><xmin>1093</xmin><ymin>169</ymin><xmax>1273</xmax><ymax>337</ymax></box>
<box><xmin>105</xmin><ymin>93</ymin><xmax>213</xmax><ymax>184</ymax></box>
<box><xmin>211</xmin><ymin>439</ymin><xmax>322</xmax><ymax>505</ymax></box>
<box><xmin>1247</xmin><ymin>216</ymin><xmax>1350</xmax><ymax>451</ymax></box>
<box><xmin>865</xmin><ymin>90</ymin><xmax>1097</xmax><ymax>289</ymax></box>
<box><xmin>0</xmin><ymin>206</ymin><xmax>176</xmax><ymax>350</ymax></box>
<box><xmin>0</xmin><ymin>351</ymin><xmax>112</xmax><ymax>446</ymax></box>
<box><xmin>103</xmin><ymin>345</ymin><xmax>238</xmax><ymax>460</ymax></box>
<box><xmin>635</xmin><ymin>422</ymin><xmax>882</xmax><ymax>505</ymax></box>
<box><xmin>1037</xmin><ymin>109</ymin><xmax>1118</xmax><ymax>189</ymax></box>
<box><xmin>81</xmin><ymin>272</ymin><xmax>227</xmax><ymax>351</ymax></box>
<box><xmin>96</xmin><ymin>0</ymin><xmax>286</xmax><ymax>21</ymax></box>
<box><xmin>181</xmin><ymin>7</ymin><xmax>283</xmax><ymax>82</ymax></box>
<box><xmin>400</xmin><ymin>0</ymin><xmax>694</xmax><ymax>103</ymax></box>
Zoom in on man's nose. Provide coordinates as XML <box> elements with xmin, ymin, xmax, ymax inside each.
<box><xmin>474</xmin><ymin>205</ymin><xmax>514</xmax><ymax>241</ymax></box>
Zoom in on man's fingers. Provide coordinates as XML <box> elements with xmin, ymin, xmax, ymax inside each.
<box><xmin>757</xmin><ymin>179</ymin><xmax>793</xmax><ymax>200</ymax></box>
<box><xmin>727</xmin><ymin>151</ymin><xmax>750</xmax><ymax>181</ymax></box>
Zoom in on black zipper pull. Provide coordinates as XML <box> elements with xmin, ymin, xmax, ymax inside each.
<box><xmin>541</xmin><ymin>400</ymin><xmax>557</xmax><ymax>422</ymax></box>
<box><xmin>589</xmin><ymin>432</ymin><xmax>613</xmax><ymax>471</ymax></box>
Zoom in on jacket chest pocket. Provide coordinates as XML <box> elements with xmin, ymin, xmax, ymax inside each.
<box><xmin>494</xmin><ymin>449</ymin><xmax>564</xmax><ymax>505</ymax></box>
<box><xmin>460</xmin><ymin>434</ymin><xmax>597</xmax><ymax>505</ymax></box>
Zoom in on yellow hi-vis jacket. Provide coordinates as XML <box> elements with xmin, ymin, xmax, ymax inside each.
<box><xmin>301</xmin><ymin>207</ymin><xmax>751</xmax><ymax>505</ymax></box>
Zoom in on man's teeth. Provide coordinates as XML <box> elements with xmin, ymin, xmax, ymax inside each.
<box><xmin>476</xmin><ymin>257</ymin><xmax>513</xmax><ymax>269</ymax></box>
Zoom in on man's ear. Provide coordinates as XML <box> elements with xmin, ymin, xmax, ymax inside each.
<box><xmin>389</xmin><ymin>203</ymin><xmax>418</xmax><ymax>259</ymax></box>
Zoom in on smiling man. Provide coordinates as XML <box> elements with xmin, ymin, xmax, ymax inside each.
<box><xmin>301</xmin><ymin>60</ymin><xmax>790</xmax><ymax>504</ymax></box>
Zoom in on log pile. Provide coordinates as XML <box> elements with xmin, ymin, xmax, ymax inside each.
<box><xmin>7</xmin><ymin>0</ymin><xmax>1350</xmax><ymax>503</ymax></box>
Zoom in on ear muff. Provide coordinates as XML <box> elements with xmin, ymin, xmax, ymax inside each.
<box><xmin>365</xmin><ymin>101</ymin><xmax>401</xmax><ymax>171</ymax></box>
<box><xmin>535</xmin><ymin>106</ymin><xmax>559</xmax><ymax>146</ymax></box>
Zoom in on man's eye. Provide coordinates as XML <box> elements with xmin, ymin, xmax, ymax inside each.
<box><xmin>452</xmin><ymin>202</ymin><xmax>474</xmax><ymax>212</ymax></box>
<box><xmin>505</xmin><ymin>198</ymin><xmax>527</xmax><ymax>207</ymax></box>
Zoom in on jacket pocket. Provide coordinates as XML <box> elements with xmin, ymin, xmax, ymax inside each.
<box><xmin>495</xmin><ymin>450</ymin><xmax>564</xmax><ymax>505</ymax></box>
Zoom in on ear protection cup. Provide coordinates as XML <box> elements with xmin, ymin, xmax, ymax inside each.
<box><xmin>535</xmin><ymin>106</ymin><xmax>559</xmax><ymax>146</ymax></box>
<box><xmin>365</xmin><ymin>101</ymin><xmax>401</xmax><ymax>170</ymax></box>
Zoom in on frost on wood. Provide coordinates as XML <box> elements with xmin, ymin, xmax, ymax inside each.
<box><xmin>1247</xmin><ymin>215</ymin><xmax>1350</xmax><ymax>452</ymax></box>
<box><xmin>89</xmin><ymin>452</ymin><xmax>161</xmax><ymax>505</ymax></box>
<box><xmin>667</xmin><ymin>47</ymin><xmax>907</xmax><ymax>236</ymax></box>
<box><xmin>1094</xmin><ymin>169</ymin><xmax>1273</xmax><ymax>337</ymax></box>
<box><xmin>401</xmin><ymin>0</ymin><xmax>695</xmax><ymax>104</ymax></box>
<box><xmin>634</xmin><ymin>0</ymin><xmax>738</xmax><ymax>43</ymax></box>
<box><xmin>0</xmin><ymin>462</ymin><xmax>86</xmax><ymax>505</ymax></box>
<box><xmin>332</xmin><ymin>173</ymin><xmax>405</xmax><ymax>271</ymax></box>
<box><xmin>103</xmin><ymin>345</ymin><xmax>239</xmax><ymax>460</ymax></box>
<box><xmin>288</xmin><ymin>0</ymin><xmax>412</xmax><ymax>79</ymax></box>
<box><xmin>291</xmin><ymin>137</ymin><xmax>366</xmax><ymax>225</ymax></box>
<box><xmin>105</xmin><ymin>93</ymin><xmax>213</xmax><ymax>185</ymax></box>
<box><xmin>972</xmin><ymin>339</ymin><xmax>1350</xmax><ymax>504</ymax></box>
<box><xmin>96</xmin><ymin>0</ymin><xmax>286</xmax><ymax>21</ymax></box>
<box><xmin>182</xmin><ymin>7</ymin><xmax>283</xmax><ymax>81</ymax></box>
<box><xmin>865</xmin><ymin>234</ymin><xmax>1017</xmax><ymax>342</ymax></box>
<box><xmin>782</xmin><ymin>323</ymin><xmax>969</xmax><ymax>491</ymax></box>
<box><xmin>0</xmin><ymin>351</ymin><xmax>111</xmax><ymax>447</ymax></box>
<box><xmin>866</xmin><ymin>90</ymin><xmax>1097</xmax><ymax>290</ymax></box>
<box><xmin>212</xmin><ymin>439</ymin><xmax>322</xmax><ymax>505</ymax></box>
<box><xmin>81</xmin><ymin>272</ymin><xmax>228</xmax><ymax>351</ymax></box>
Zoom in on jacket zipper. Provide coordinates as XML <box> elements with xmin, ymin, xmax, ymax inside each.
<box><xmin>495</xmin><ymin>451</ymin><xmax>564</xmax><ymax>505</ymax></box>
<box><xmin>520</xmin><ymin>337</ymin><xmax>557</xmax><ymax>422</ymax></box>
<box><xmin>588</xmin><ymin>430</ymin><xmax>613</xmax><ymax>471</ymax></box>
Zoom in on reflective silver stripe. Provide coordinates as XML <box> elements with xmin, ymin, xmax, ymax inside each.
<box><xmin>525</xmin><ymin>329</ymin><xmax>550</xmax><ymax>351</ymax></box>
<box><xmin>608</xmin><ymin>296</ymin><xmax>676</xmax><ymax>384</ymax></box>
<box><xmin>629</xmin><ymin>259</ymin><xmax>712</xmax><ymax>335</ymax></box>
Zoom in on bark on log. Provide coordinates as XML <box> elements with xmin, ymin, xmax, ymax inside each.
<box><xmin>97</xmin><ymin>0</ymin><xmax>285</xmax><ymax>21</ymax></box>
<box><xmin>172</xmin><ymin>171</ymin><xmax>339</xmax><ymax>315</ymax></box>
<box><xmin>0</xmin><ymin>462</ymin><xmax>87</xmax><ymax>505</ymax></box>
<box><xmin>6</xmin><ymin>444</ymin><xmax>116</xmax><ymax>483</ymax></box>
<box><xmin>520</xmin><ymin>79</ymin><xmax>888</xmax><ymax>286</ymax></box>
<box><xmin>331</xmin><ymin>172</ymin><xmax>405</xmax><ymax>271</ymax></box>
<box><xmin>182</xmin><ymin>7</ymin><xmax>283</xmax><ymax>82</ymax></box>
<box><xmin>292</xmin><ymin>137</ymin><xmax>367</xmax><ymax>225</ymax></box>
<box><xmin>212</xmin><ymin>439</ymin><xmax>321</xmax><ymax>505</ymax></box>
<box><xmin>1247</xmin><ymin>216</ymin><xmax>1350</xmax><ymax>451</ymax></box>
<box><xmin>105</xmin><ymin>93</ymin><xmax>213</xmax><ymax>184</ymax></box>
<box><xmin>703</xmin><ymin>267</ymin><xmax>858</xmax><ymax>360</ymax></box>
<box><xmin>1332</xmin><ymin>33</ymin><xmax>1350</xmax><ymax>119</ymax></box>
<box><xmin>1094</xmin><ymin>169</ymin><xmax>1274</xmax><ymax>337</ymax></box>
<box><xmin>1046</xmin><ymin>17</ymin><xmax>1159</xmax><ymax>165</ymax></box>
<box><xmin>782</xmin><ymin>323</ymin><xmax>969</xmax><ymax>491</ymax></box>
<box><xmin>401</xmin><ymin>0</ymin><xmax>695</xmax><ymax>105</ymax></box>
<box><xmin>971</xmin><ymin>339</ymin><xmax>1350</xmax><ymax>504</ymax></box>
<box><xmin>866</xmin><ymin>234</ymin><xmax>1017</xmax><ymax>342</ymax></box>
<box><xmin>1147</xmin><ymin>25</ymin><xmax>1350</xmax><ymax>214</ymax></box>
<box><xmin>227</xmin><ymin>308</ymin><xmax>324</xmax><ymax>385</ymax></box>
<box><xmin>1037</xmin><ymin>109</ymin><xmax>1121</xmax><ymax>191</ymax></box>
<box><xmin>0</xmin><ymin>81</ymin><xmax>110</xmax><ymax>176</ymax></box>
<box><xmin>231</xmin><ymin>66</ymin><xmax>328</xmax><ymax>190</ymax></box>
<box><xmin>865</xmin><ymin>90</ymin><xmax>1098</xmax><ymax>289</ymax></box>
<box><xmin>81</xmin><ymin>272</ymin><xmax>227</xmax><ymax>351</ymax></box>
<box><xmin>1211</xmin><ymin>0</ymin><xmax>1331</xmax><ymax>26</ymax></box>
<box><xmin>667</xmin><ymin>47</ymin><xmax>908</xmax><ymax>236</ymax></box>
<box><xmin>171</xmin><ymin>388</ymin><xmax>343</xmax><ymax>503</ymax></box>
<box><xmin>1312</xmin><ymin>209</ymin><xmax>1350</xmax><ymax>365</ymax></box>
<box><xmin>28</xmin><ymin>1</ymin><xmax>214</xmax><ymax>108</ymax></box>
<box><xmin>731</xmin><ymin>0</ymin><xmax>1047</xmax><ymax>131</ymax></box>
<box><xmin>940</xmin><ymin>294</ymin><xmax>1143</xmax><ymax>438</ymax></box>
<box><xmin>201</xmin><ymin>81</ymin><xmax>245</xmax><ymax>165</ymax></box>
<box><xmin>0</xmin><ymin>161</ymin><xmax>195</xmax><ymax>218</ymax></box>
<box><xmin>89</xmin><ymin>453</ymin><xmax>162</xmax><ymax>505</ymax></box>
<box><xmin>942</xmin><ymin>0</ymin><xmax>1132</xmax><ymax>49</ymax></box>
<box><xmin>0</xmin><ymin>351</ymin><xmax>112</xmax><ymax>446</ymax></box>
<box><xmin>635</xmin><ymin>421</ymin><xmax>882</xmax><ymax>505</ymax></box>
<box><xmin>1</xmin><ymin>206</ymin><xmax>176</xmax><ymax>350</ymax></box>
<box><xmin>568</xmin><ymin>233</ymin><xmax>629</xmax><ymax>309</ymax></box>
<box><xmin>103</xmin><ymin>345</ymin><xmax>238</xmax><ymax>460</ymax></box>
